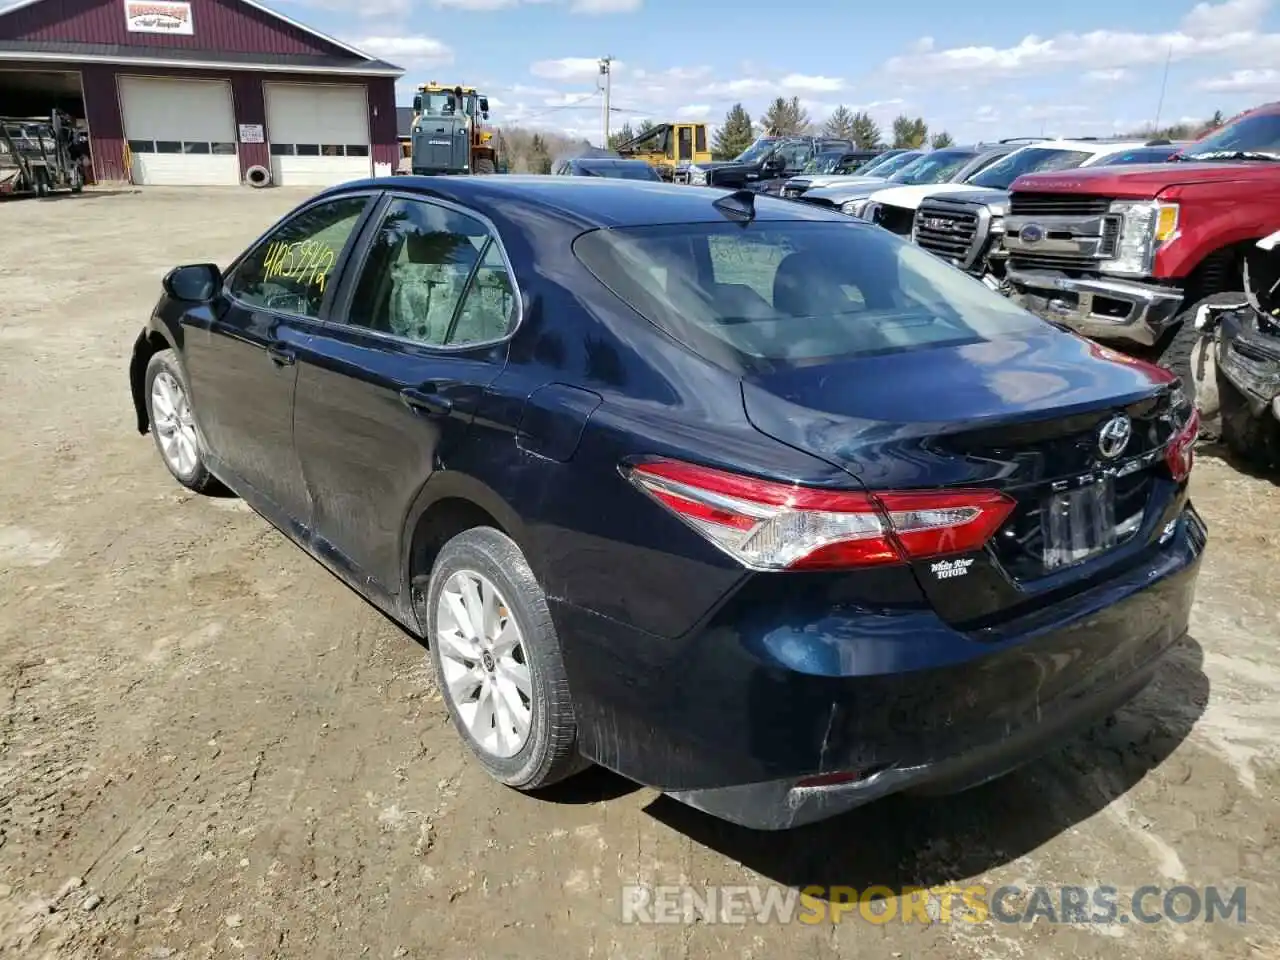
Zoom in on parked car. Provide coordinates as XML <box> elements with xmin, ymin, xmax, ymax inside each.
<box><xmin>128</xmin><ymin>176</ymin><xmax>1206</xmax><ymax>831</ymax></box>
<box><xmin>908</xmin><ymin>138</ymin><xmax>1185</xmax><ymax>296</ymax></box>
<box><xmin>552</xmin><ymin>155</ymin><xmax>660</xmax><ymax>180</ymax></box>
<box><xmin>682</xmin><ymin>135</ymin><xmax>854</xmax><ymax>190</ymax></box>
<box><xmin>1088</xmin><ymin>141</ymin><xmax>1188</xmax><ymax>165</ymax></box>
<box><xmin>756</xmin><ymin>148</ymin><xmax>884</xmax><ymax>196</ymax></box>
<box><xmin>796</xmin><ymin>144</ymin><xmax>1015</xmax><ymax>218</ymax></box>
<box><xmin>999</xmin><ymin>103</ymin><xmax>1280</xmax><ymax>388</ymax></box>
<box><xmin>779</xmin><ymin>148</ymin><xmax>919</xmax><ymax>199</ymax></box>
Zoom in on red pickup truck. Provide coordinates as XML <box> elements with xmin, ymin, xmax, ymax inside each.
<box><xmin>1001</xmin><ymin>101</ymin><xmax>1280</xmax><ymax>388</ymax></box>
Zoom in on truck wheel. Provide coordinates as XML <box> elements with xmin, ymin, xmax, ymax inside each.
<box><xmin>474</xmin><ymin>157</ymin><xmax>496</xmax><ymax>175</ymax></box>
<box><xmin>1156</xmin><ymin>292</ymin><xmax>1245</xmax><ymax>400</ymax></box>
<box><xmin>1219</xmin><ymin>369</ymin><xmax>1280</xmax><ymax>471</ymax></box>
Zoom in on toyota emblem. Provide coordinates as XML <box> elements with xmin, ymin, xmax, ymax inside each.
<box><xmin>1097</xmin><ymin>414</ymin><xmax>1132</xmax><ymax>459</ymax></box>
<box><xmin>1019</xmin><ymin>223</ymin><xmax>1045</xmax><ymax>243</ymax></box>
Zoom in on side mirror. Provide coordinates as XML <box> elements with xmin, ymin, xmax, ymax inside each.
<box><xmin>162</xmin><ymin>263</ymin><xmax>220</xmax><ymax>302</ymax></box>
<box><xmin>764</xmin><ymin>155</ymin><xmax>786</xmax><ymax>173</ymax></box>
<box><xmin>412</xmin><ymin>94</ymin><xmax>422</xmax><ymax>112</ymax></box>
<box><xmin>479</xmin><ymin>97</ymin><xmax>489</xmax><ymax>113</ymax></box>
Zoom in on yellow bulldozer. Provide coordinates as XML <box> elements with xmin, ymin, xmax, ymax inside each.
<box><xmin>614</xmin><ymin>122</ymin><xmax>712</xmax><ymax>180</ymax></box>
<box><xmin>409</xmin><ymin>82</ymin><xmax>502</xmax><ymax>176</ymax></box>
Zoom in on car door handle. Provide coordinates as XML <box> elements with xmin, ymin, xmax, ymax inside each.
<box><xmin>399</xmin><ymin>387</ymin><xmax>453</xmax><ymax>417</ymax></box>
<box><xmin>266</xmin><ymin>342</ymin><xmax>296</xmax><ymax>366</ymax></box>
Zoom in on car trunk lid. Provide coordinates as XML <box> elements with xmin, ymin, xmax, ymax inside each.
<box><xmin>740</xmin><ymin>330</ymin><xmax>1186</xmax><ymax>626</ymax></box>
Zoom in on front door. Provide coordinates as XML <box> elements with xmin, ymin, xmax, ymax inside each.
<box><xmin>292</xmin><ymin>193</ymin><xmax>517</xmax><ymax>594</ymax></box>
<box><xmin>677</xmin><ymin>125</ymin><xmax>693</xmax><ymax>163</ymax></box>
<box><xmin>183</xmin><ymin>192</ymin><xmax>375</xmax><ymax>525</ymax></box>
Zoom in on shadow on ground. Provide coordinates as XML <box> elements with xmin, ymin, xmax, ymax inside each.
<box><xmin>642</xmin><ymin>634</ymin><xmax>1209</xmax><ymax>897</ymax></box>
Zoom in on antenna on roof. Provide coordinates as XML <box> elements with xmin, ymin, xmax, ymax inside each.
<box><xmin>713</xmin><ymin>189</ymin><xmax>756</xmax><ymax>224</ymax></box>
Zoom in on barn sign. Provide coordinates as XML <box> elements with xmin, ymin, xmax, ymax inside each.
<box><xmin>123</xmin><ymin>0</ymin><xmax>194</xmax><ymax>35</ymax></box>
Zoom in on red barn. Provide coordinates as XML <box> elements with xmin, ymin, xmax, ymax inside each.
<box><xmin>0</xmin><ymin>0</ymin><xmax>403</xmax><ymax>186</ymax></box>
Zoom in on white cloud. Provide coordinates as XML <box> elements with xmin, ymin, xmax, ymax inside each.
<box><xmin>883</xmin><ymin>0</ymin><xmax>1280</xmax><ymax>79</ymax></box>
<box><xmin>543</xmin><ymin>91</ymin><xmax>598</xmax><ymax>106</ymax></box>
<box><xmin>355</xmin><ymin>35</ymin><xmax>453</xmax><ymax>63</ymax></box>
<box><xmin>431</xmin><ymin>0</ymin><xmax>519</xmax><ymax>8</ymax></box>
<box><xmin>779</xmin><ymin>74</ymin><xmax>845</xmax><ymax>93</ymax></box>
<box><xmin>1085</xmin><ymin>68</ymin><xmax>1130</xmax><ymax>82</ymax></box>
<box><xmin>700</xmin><ymin>77</ymin><xmax>772</xmax><ymax>97</ymax></box>
<box><xmin>510</xmin><ymin>83</ymin><xmax>558</xmax><ymax>97</ymax></box>
<box><xmin>973</xmin><ymin>105</ymin><xmax>1000</xmax><ymax>123</ymax></box>
<box><xmin>1199</xmin><ymin>67</ymin><xmax>1280</xmax><ymax>92</ymax></box>
<box><xmin>676</xmin><ymin>104</ymin><xmax>711</xmax><ymax>118</ymax></box>
<box><xmin>531</xmin><ymin>57</ymin><xmax>620</xmax><ymax>81</ymax></box>
<box><xmin>1183</xmin><ymin>0</ymin><xmax>1267</xmax><ymax>35</ymax></box>
<box><xmin>569</xmin><ymin>0</ymin><xmax>641</xmax><ymax>10</ymax></box>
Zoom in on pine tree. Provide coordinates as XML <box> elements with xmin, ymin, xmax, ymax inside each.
<box><xmin>892</xmin><ymin>115</ymin><xmax>929</xmax><ymax>148</ymax></box>
<box><xmin>849</xmin><ymin>111</ymin><xmax>881</xmax><ymax>149</ymax></box>
<box><xmin>529</xmin><ymin>133</ymin><xmax>551</xmax><ymax>174</ymax></box>
<box><xmin>929</xmin><ymin>131</ymin><xmax>955</xmax><ymax>148</ymax></box>
<box><xmin>762</xmin><ymin>96</ymin><xmax>810</xmax><ymax>136</ymax></box>
<box><xmin>823</xmin><ymin>105</ymin><xmax>857</xmax><ymax>141</ymax></box>
<box><xmin>637</xmin><ymin>119</ymin><xmax>657</xmax><ymax>136</ymax></box>
<box><xmin>608</xmin><ymin>122</ymin><xmax>635</xmax><ymax>151</ymax></box>
<box><xmin>713</xmin><ymin>103</ymin><xmax>755</xmax><ymax>160</ymax></box>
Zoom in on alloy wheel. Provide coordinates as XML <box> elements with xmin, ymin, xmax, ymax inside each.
<box><xmin>435</xmin><ymin>570</ymin><xmax>534</xmax><ymax>759</ymax></box>
<box><xmin>151</xmin><ymin>370</ymin><xmax>200</xmax><ymax>478</ymax></box>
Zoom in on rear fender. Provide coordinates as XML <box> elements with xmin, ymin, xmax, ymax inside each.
<box><xmin>397</xmin><ymin>469</ymin><xmax>530</xmax><ymax>618</ymax></box>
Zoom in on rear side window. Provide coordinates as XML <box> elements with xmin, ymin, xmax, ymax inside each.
<box><xmin>573</xmin><ymin>220</ymin><xmax>1045</xmax><ymax>369</ymax></box>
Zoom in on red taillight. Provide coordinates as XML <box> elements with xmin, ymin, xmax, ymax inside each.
<box><xmin>1166</xmin><ymin>408</ymin><xmax>1199</xmax><ymax>482</ymax></box>
<box><xmin>624</xmin><ymin>459</ymin><xmax>1016</xmax><ymax>571</ymax></box>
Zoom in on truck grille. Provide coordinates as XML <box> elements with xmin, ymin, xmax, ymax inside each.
<box><xmin>1009</xmin><ymin>193</ymin><xmax>1112</xmax><ymax>217</ymax></box>
<box><xmin>914</xmin><ymin>206</ymin><xmax>979</xmax><ymax>265</ymax></box>
<box><xmin>872</xmin><ymin>203</ymin><xmax>915</xmax><ymax>235</ymax></box>
<box><xmin>782</xmin><ymin>184</ymin><xmax>808</xmax><ymax>199</ymax></box>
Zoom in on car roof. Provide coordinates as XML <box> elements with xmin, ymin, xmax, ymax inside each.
<box><xmin>320</xmin><ymin>175</ymin><xmax>854</xmax><ymax>229</ymax></box>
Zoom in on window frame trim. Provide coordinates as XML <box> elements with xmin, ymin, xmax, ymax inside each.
<box><xmin>221</xmin><ymin>188</ymin><xmax>384</xmax><ymax>323</ymax></box>
<box><xmin>323</xmin><ymin>190</ymin><xmax>525</xmax><ymax>354</ymax></box>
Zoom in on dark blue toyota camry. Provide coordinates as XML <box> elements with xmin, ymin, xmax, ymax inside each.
<box><xmin>129</xmin><ymin>176</ymin><xmax>1205</xmax><ymax>830</ymax></box>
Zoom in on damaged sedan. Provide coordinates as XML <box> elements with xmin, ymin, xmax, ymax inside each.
<box><xmin>129</xmin><ymin>177</ymin><xmax>1206</xmax><ymax>830</ymax></box>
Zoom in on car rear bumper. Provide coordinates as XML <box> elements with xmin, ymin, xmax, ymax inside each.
<box><xmin>550</xmin><ymin>504</ymin><xmax>1206</xmax><ymax>829</ymax></box>
<box><xmin>1006</xmin><ymin>268</ymin><xmax>1184</xmax><ymax>347</ymax></box>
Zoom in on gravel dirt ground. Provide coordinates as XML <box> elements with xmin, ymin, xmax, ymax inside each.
<box><xmin>1</xmin><ymin>186</ymin><xmax>1278</xmax><ymax>960</ymax></box>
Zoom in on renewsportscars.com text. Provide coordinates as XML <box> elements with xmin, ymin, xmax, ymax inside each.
<box><xmin>620</xmin><ymin>883</ymin><xmax>1248</xmax><ymax>926</ymax></box>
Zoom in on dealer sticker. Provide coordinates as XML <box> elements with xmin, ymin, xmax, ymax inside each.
<box><xmin>930</xmin><ymin>558</ymin><xmax>974</xmax><ymax>579</ymax></box>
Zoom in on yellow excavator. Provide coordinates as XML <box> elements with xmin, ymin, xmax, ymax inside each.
<box><xmin>409</xmin><ymin>82</ymin><xmax>501</xmax><ymax>175</ymax></box>
<box><xmin>614</xmin><ymin>122</ymin><xmax>712</xmax><ymax>180</ymax></box>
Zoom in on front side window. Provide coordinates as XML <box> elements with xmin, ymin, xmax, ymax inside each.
<box><xmin>345</xmin><ymin>197</ymin><xmax>516</xmax><ymax>347</ymax></box>
<box><xmin>861</xmin><ymin>151</ymin><xmax>918</xmax><ymax>178</ymax></box>
<box><xmin>573</xmin><ymin>220</ymin><xmax>1046</xmax><ymax>369</ymax></box>
<box><xmin>227</xmin><ymin>195</ymin><xmax>370</xmax><ymax>317</ymax></box>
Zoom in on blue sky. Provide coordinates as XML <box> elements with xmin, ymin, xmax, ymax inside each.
<box><xmin>280</xmin><ymin>0</ymin><xmax>1280</xmax><ymax>143</ymax></box>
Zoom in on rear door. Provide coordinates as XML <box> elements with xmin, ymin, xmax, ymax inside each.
<box><xmin>291</xmin><ymin>192</ymin><xmax>518</xmax><ymax>594</ymax></box>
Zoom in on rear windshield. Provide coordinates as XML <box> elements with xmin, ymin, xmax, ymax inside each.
<box><xmin>966</xmin><ymin>147</ymin><xmax>1093</xmax><ymax>189</ymax></box>
<box><xmin>572</xmin><ymin>219</ymin><xmax>1047</xmax><ymax>370</ymax></box>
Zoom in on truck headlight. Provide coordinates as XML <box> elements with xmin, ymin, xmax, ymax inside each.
<box><xmin>1103</xmin><ymin>201</ymin><xmax>1179</xmax><ymax>276</ymax></box>
<box><xmin>843</xmin><ymin>198</ymin><xmax>871</xmax><ymax>218</ymax></box>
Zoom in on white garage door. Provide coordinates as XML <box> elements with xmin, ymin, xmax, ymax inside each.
<box><xmin>119</xmin><ymin>77</ymin><xmax>239</xmax><ymax>186</ymax></box>
<box><xmin>264</xmin><ymin>83</ymin><xmax>371</xmax><ymax>187</ymax></box>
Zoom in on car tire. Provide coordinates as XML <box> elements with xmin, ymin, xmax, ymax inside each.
<box><xmin>423</xmin><ymin>526</ymin><xmax>587</xmax><ymax>791</ymax></box>
<box><xmin>1156</xmin><ymin>293</ymin><xmax>1246</xmax><ymax>400</ymax></box>
<box><xmin>144</xmin><ymin>350</ymin><xmax>222</xmax><ymax>494</ymax></box>
<box><xmin>1219</xmin><ymin>367</ymin><xmax>1280</xmax><ymax>471</ymax></box>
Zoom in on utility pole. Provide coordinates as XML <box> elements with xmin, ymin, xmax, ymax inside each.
<box><xmin>599</xmin><ymin>56</ymin><xmax>612</xmax><ymax>149</ymax></box>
